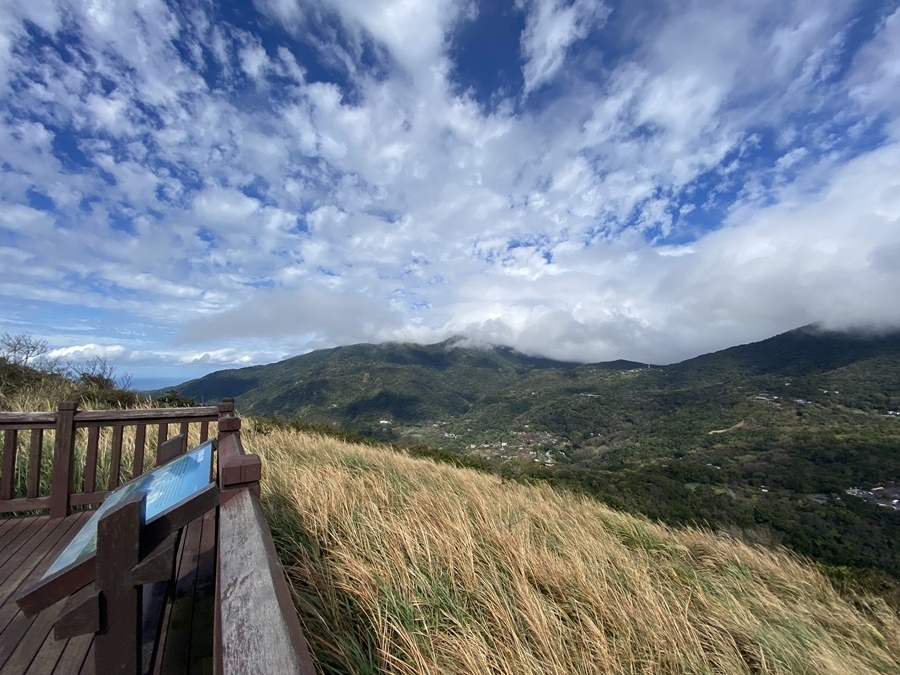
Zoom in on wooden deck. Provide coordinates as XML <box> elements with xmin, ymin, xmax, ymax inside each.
<box><xmin>0</xmin><ymin>401</ymin><xmax>315</xmax><ymax>675</ymax></box>
<box><xmin>0</xmin><ymin>511</ymin><xmax>216</xmax><ymax>675</ymax></box>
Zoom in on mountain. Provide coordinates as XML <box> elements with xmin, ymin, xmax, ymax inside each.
<box><xmin>174</xmin><ymin>325</ymin><xmax>900</xmax><ymax>450</ymax></box>
<box><xmin>176</xmin><ymin>336</ymin><xmax>598</xmax><ymax>426</ymax></box>
<box><xmin>174</xmin><ymin>325</ymin><xmax>900</xmax><ymax>587</ymax></box>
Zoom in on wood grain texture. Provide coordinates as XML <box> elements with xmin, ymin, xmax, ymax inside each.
<box><xmin>0</xmin><ymin>497</ymin><xmax>52</xmax><ymax>514</ymax></box>
<box><xmin>1</xmin><ymin>429</ymin><xmax>18</xmax><ymax>502</ymax></box>
<box><xmin>217</xmin><ymin>490</ymin><xmax>315</xmax><ymax>675</ymax></box>
<box><xmin>109</xmin><ymin>426</ymin><xmax>123</xmax><ymax>491</ymax></box>
<box><xmin>156</xmin><ymin>434</ymin><xmax>185</xmax><ymax>468</ymax></box>
<box><xmin>26</xmin><ymin>429</ymin><xmax>43</xmax><ymax>499</ymax></box>
<box><xmin>49</xmin><ymin>402</ymin><xmax>77</xmax><ymax>519</ymax></box>
<box><xmin>74</xmin><ymin>408</ymin><xmax>218</xmax><ymax>424</ymax></box>
<box><xmin>95</xmin><ymin>493</ymin><xmax>144</xmax><ymax>675</ymax></box>
<box><xmin>133</xmin><ymin>425</ymin><xmax>146</xmax><ymax>480</ymax></box>
<box><xmin>0</xmin><ymin>413</ymin><xmax>56</xmax><ymax>429</ymax></box>
<box><xmin>83</xmin><ymin>428</ymin><xmax>100</xmax><ymax>494</ymax></box>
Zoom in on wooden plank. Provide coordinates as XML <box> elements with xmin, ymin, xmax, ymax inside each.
<box><xmin>0</xmin><ymin>516</ymin><xmax>20</xmax><ymax>540</ymax></box>
<box><xmin>0</xmin><ymin>517</ymin><xmax>46</xmax><ymax>573</ymax></box>
<box><xmin>26</xmin><ymin>429</ymin><xmax>43</xmax><ymax>499</ymax></box>
<box><xmin>54</xmin><ymin>585</ymin><xmax>100</xmax><ymax>639</ymax></box>
<box><xmin>0</xmin><ymin>519</ymin><xmax>64</xmax><ymax>605</ymax></box>
<box><xmin>179</xmin><ymin>423</ymin><xmax>189</xmax><ymax>449</ymax></box>
<box><xmin>94</xmin><ymin>493</ymin><xmax>144</xmax><ymax>675</ymax></box>
<box><xmin>69</xmin><ymin>492</ymin><xmax>108</xmax><ymax>508</ymax></box>
<box><xmin>0</xmin><ymin>516</ymin><xmax>32</xmax><ymax>553</ymax></box>
<box><xmin>74</xmin><ymin>408</ymin><xmax>218</xmax><ymax>425</ymax></box>
<box><xmin>1</xmin><ymin>429</ymin><xmax>18</xmax><ymax>502</ymax></box>
<box><xmin>23</xmin><ymin>624</ymin><xmax>67</xmax><ymax>675</ymax></box>
<box><xmin>199</xmin><ymin>422</ymin><xmax>209</xmax><ymax>444</ymax></box>
<box><xmin>219</xmin><ymin>455</ymin><xmax>261</xmax><ymax>491</ymax></box>
<box><xmin>156</xmin><ymin>423</ymin><xmax>169</xmax><ymax>460</ymax></box>
<box><xmin>218</xmin><ymin>490</ymin><xmax>316</xmax><ymax>675</ymax></box>
<box><xmin>139</xmin><ymin>532</ymin><xmax>182</xmax><ymax>675</ymax></box>
<box><xmin>0</xmin><ymin>422</ymin><xmax>55</xmax><ymax>432</ymax></box>
<box><xmin>140</xmin><ymin>580</ymin><xmax>169</xmax><ymax>675</ymax></box>
<box><xmin>189</xmin><ymin>511</ymin><xmax>217</xmax><ymax>673</ymax></box>
<box><xmin>4</xmin><ymin>514</ymin><xmax>91</xmax><ymax>622</ymax></box>
<box><xmin>77</xmin><ymin>641</ymin><xmax>95</xmax><ymax>675</ymax></box>
<box><xmin>49</xmin><ymin>403</ymin><xmax>78</xmax><ymax>519</ymax></box>
<box><xmin>0</xmin><ymin>412</ymin><xmax>56</xmax><ymax>427</ymax></box>
<box><xmin>143</xmin><ymin>484</ymin><xmax>218</xmax><ymax>551</ymax></box>
<box><xmin>155</xmin><ymin>435</ymin><xmax>184</xmax><ymax>468</ymax></box>
<box><xmin>52</xmin><ymin>632</ymin><xmax>93</xmax><ymax>675</ymax></box>
<box><xmin>0</xmin><ymin>516</ymin><xmax>89</xmax><ymax>670</ymax></box>
<box><xmin>133</xmin><ymin>425</ymin><xmax>146</xmax><ymax>480</ymax></box>
<box><xmin>156</xmin><ymin>516</ymin><xmax>203</xmax><ymax>675</ymax></box>
<box><xmin>15</xmin><ymin>556</ymin><xmax>94</xmax><ymax>619</ymax></box>
<box><xmin>82</xmin><ymin>427</ymin><xmax>100</xmax><ymax>495</ymax></box>
<box><xmin>0</xmin><ymin>497</ymin><xmax>52</xmax><ymax>515</ymax></box>
<box><xmin>0</xmin><ymin>592</ymin><xmax>64</xmax><ymax>674</ymax></box>
<box><xmin>132</xmin><ymin>533</ymin><xmax>178</xmax><ymax>586</ymax></box>
<box><xmin>109</xmin><ymin>426</ymin><xmax>123</xmax><ymax>490</ymax></box>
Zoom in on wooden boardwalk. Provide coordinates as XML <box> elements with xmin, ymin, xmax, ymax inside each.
<box><xmin>0</xmin><ymin>401</ymin><xmax>315</xmax><ymax>675</ymax></box>
<box><xmin>0</xmin><ymin>511</ymin><xmax>216</xmax><ymax>675</ymax></box>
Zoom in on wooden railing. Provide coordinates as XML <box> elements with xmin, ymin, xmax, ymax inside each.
<box><xmin>2</xmin><ymin>399</ymin><xmax>315</xmax><ymax>674</ymax></box>
<box><xmin>214</xmin><ymin>401</ymin><xmax>316</xmax><ymax>674</ymax></box>
<box><xmin>0</xmin><ymin>402</ymin><xmax>219</xmax><ymax>516</ymax></box>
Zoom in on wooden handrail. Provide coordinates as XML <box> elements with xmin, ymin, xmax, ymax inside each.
<box><xmin>0</xmin><ymin>401</ymin><xmax>220</xmax><ymax>515</ymax></box>
<box><xmin>3</xmin><ymin>399</ymin><xmax>316</xmax><ymax>674</ymax></box>
<box><xmin>0</xmin><ymin>406</ymin><xmax>219</xmax><ymax>430</ymax></box>
<box><xmin>214</xmin><ymin>399</ymin><xmax>315</xmax><ymax>675</ymax></box>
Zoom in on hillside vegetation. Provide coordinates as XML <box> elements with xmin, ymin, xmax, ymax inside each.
<box><xmin>3</xmin><ymin>368</ymin><xmax>899</xmax><ymax>673</ymax></box>
<box><xmin>247</xmin><ymin>422</ymin><xmax>900</xmax><ymax>675</ymax></box>
<box><xmin>175</xmin><ymin>326</ymin><xmax>900</xmax><ymax>587</ymax></box>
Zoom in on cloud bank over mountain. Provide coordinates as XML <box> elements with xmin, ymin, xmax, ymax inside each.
<box><xmin>1</xmin><ymin>0</ymin><xmax>898</xmax><ymax>379</ymax></box>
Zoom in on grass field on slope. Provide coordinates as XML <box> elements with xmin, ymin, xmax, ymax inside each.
<box><xmin>246</xmin><ymin>424</ymin><xmax>900</xmax><ymax>675</ymax></box>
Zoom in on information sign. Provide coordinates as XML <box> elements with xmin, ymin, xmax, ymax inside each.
<box><xmin>43</xmin><ymin>440</ymin><xmax>214</xmax><ymax>579</ymax></box>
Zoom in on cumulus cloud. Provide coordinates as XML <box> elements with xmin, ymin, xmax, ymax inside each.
<box><xmin>0</xmin><ymin>0</ymin><xmax>898</xmax><ymax>375</ymax></box>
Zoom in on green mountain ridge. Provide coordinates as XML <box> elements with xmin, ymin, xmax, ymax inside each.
<box><xmin>175</xmin><ymin>337</ymin><xmax>595</xmax><ymax>425</ymax></box>
<box><xmin>174</xmin><ymin>324</ymin><xmax>900</xmax><ymax>443</ymax></box>
<box><xmin>174</xmin><ymin>325</ymin><xmax>900</xmax><ymax>590</ymax></box>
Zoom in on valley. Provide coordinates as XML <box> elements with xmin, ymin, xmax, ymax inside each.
<box><xmin>173</xmin><ymin>325</ymin><xmax>900</xmax><ymax>598</ymax></box>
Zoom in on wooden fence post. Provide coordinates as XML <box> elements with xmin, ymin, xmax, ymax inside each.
<box><xmin>95</xmin><ymin>492</ymin><xmax>145</xmax><ymax>675</ymax></box>
<box><xmin>1</xmin><ymin>429</ymin><xmax>17</xmax><ymax>502</ymax></box>
<box><xmin>218</xmin><ymin>397</ymin><xmax>235</xmax><ymax>420</ymax></box>
<box><xmin>50</xmin><ymin>401</ymin><xmax>78</xmax><ymax>519</ymax></box>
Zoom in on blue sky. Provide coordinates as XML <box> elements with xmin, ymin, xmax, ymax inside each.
<box><xmin>1</xmin><ymin>0</ymin><xmax>899</xmax><ymax>387</ymax></box>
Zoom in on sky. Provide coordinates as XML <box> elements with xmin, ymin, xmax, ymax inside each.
<box><xmin>1</xmin><ymin>0</ymin><xmax>899</xmax><ymax>388</ymax></box>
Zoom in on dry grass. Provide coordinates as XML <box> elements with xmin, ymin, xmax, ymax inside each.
<box><xmin>247</xmin><ymin>424</ymin><xmax>900</xmax><ymax>675</ymax></box>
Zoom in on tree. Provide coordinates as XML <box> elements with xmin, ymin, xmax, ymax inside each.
<box><xmin>0</xmin><ymin>332</ymin><xmax>49</xmax><ymax>366</ymax></box>
<box><xmin>71</xmin><ymin>356</ymin><xmax>133</xmax><ymax>391</ymax></box>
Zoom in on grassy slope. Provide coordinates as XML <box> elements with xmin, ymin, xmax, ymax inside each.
<box><xmin>247</xmin><ymin>423</ymin><xmax>900</xmax><ymax>675</ymax></box>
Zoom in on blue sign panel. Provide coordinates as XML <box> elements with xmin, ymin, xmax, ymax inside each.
<box><xmin>44</xmin><ymin>440</ymin><xmax>214</xmax><ymax>579</ymax></box>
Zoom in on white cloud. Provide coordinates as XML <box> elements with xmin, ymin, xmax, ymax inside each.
<box><xmin>0</xmin><ymin>0</ymin><xmax>897</xmax><ymax>376</ymax></box>
<box><xmin>177</xmin><ymin>348</ymin><xmax>258</xmax><ymax>365</ymax></box>
<box><xmin>0</xmin><ymin>204</ymin><xmax>56</xmax><ymax>235</ymax></box>
<box><xmin>848</xmin><ymin>6</ymin><xmax>900</xmax><ymax>125</ymax></box>
<box><xmin>519</xmin><ymin>0</ymin><xmax>610</xmax><ymax>94</ymax></box>
<box><xmin>193</xmin><ymin>187</ymin><xmax>262</xmax><ymax>227</ymax></box>
<box><xmin>239</xmin><ymin>42</ymin><xmax>270</xmax><ymax>81</ymax></box>
<box><xmin>48</xmin><ymin>343</ymin><xmax>128</xmax><ymax>360</ymax></box>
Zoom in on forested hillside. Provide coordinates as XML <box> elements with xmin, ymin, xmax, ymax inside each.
<box><xmin>173</xmin><ymin>325</ymin><xmax>900</xmax><ymax>598</ymax></box>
